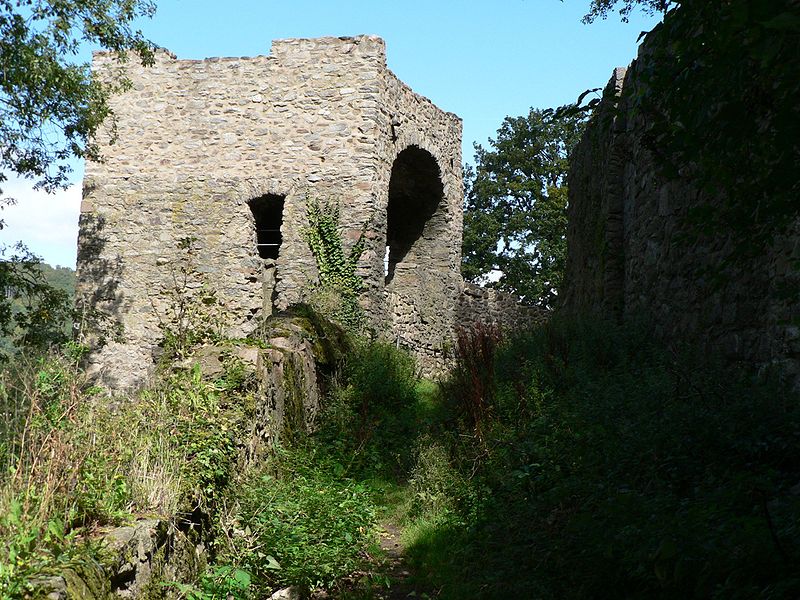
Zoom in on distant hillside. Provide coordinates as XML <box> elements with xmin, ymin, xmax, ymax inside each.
<box><xmin>0</xmin><ymin>262</ymin><xmax>76</xmax><ymax>355</ymax></box>
<box><xmin>37</xmin><ymin>262</ymin><xmax>76</xmax><ymax>298</ymax></box>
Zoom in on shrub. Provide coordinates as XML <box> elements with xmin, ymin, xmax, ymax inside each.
<box><xmin>219</xmin><ymin>445</ymin><xmax>376</xmax><ymax>597</ymax></box>
<box><xmin>0</xmin><ymin>244</ymin><xmax>73</xmax><ymax>360</ymax></box>
<box><xmin>317</xmin><ymin>341</ymin><xmax>421</xmax><ymax>479</ymax></box>
<box><xmin>155</xmin><ymin>237</ymin><xmax>230</xmax><ymax>361</ymax></box>
<box><xmin>441</xmin><ymin>323</ymin><xmax>502</xmax><ymax>444</ymax></box>
<box><xmin>405</xmin><ymin>317</ymin><xmax>800</xmax><ymax>599</ymax></box>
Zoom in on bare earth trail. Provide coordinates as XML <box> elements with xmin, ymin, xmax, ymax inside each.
<box><xmin>315</xmin><ymin>520</ymin><xmax>433</xmax><ymax>600</ymax></box>
<box><xmin>374</xmin><ymin>521</ymin><xmax>425</xmax><ymax>600</ymax></box>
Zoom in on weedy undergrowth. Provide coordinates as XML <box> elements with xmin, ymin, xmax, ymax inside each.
<box><xmin>161</xmin><ymin>564</ymin><xmax>253</xmax><ymax>599</ymax></box>
<box><xmin>316</xmin><ymin>341</ymin><xmax>420</xmax><ymax>480</ymax></box>
<box><xmin>155</xmin><ymin>236</ymin><xmax>230</xmax><ymax>362</ymax></box>
<box><xmin>0</xmin><ymin>349</ymin><xmax>131</xmax><ymax>597</ymax></box>
<box><xmin>215</xmin><ymin>444</ymin><xmax>377</xmax><ymax>598</ymax></box>
<box><xmin>204</xmin><ymin>339</ymin><xmax>427</xmax><ymax>598</ymax></box>
<box><xmin>0</xmin><ymin>305</ymin><xmax>258</xmax><ymax>598</ymax></box>
<box><xmin>441</xmin><ymin>322</ymin><xmax>502</xmax><ymax>445</ymax></box>
<box><xmin>402</xmin><ymin>317</ymin><xmax>800</xmax><ymax>599</ymax></box>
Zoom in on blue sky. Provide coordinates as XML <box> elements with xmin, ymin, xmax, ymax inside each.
<box><xmin>0</xmin><ymin>0</ymin><xmax>660</xmax><ymax>268</ymax></box>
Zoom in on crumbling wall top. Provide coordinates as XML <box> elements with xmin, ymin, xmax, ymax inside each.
<box><xmin>92</xmin><ymin>34</ymin><xmax>387</xmax><ymax>68</ymax></box>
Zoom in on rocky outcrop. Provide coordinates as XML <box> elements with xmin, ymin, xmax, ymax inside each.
<box><xmin>191</xmin><ymin>305</ymin><xmax>349</xmax><ymax>457</ymax></box>
<box><xmin>36</xmin><ymin>308</ymin><xmax>349</xmax><ymax>599</ymax></box>
<box><xmin>33</xmin><ymin>518</ymin><xmax>201</xmax><ymax>600</ymax></box>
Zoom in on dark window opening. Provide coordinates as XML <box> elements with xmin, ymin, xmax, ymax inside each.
<box><xmin>249</xmin><ymin>194</ymin><xmax>285</xmax><ymax>260</ymax></box>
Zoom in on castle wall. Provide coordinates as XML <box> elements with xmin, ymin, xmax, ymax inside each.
<box><xmin>76</xmin><ymin>36</ymin><xmax>463</xmax><ymax>389</ymax></box>
<box><xmin>457</xmin><ymin>282</ymin><xmax>547</xmax><ymax>332</ymax></box>
<box><xmin>377</xmin><ymin>70</ymin><xmax>463</xmax><ymax>372</ymax></box>
<box><xmin>562</xmin><ymin>56</ymin><xmax>800</xmax><ymax>383</ymax></box>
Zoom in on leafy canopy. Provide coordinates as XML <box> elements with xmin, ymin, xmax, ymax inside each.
<box><xmin>462</xmin><ymin>108</ymin><xmax>586</xmax><ymax>308</ymax></box>
<box><xmin>628</xmin><ymin>0</ymin><xmax>800</xmax><ymax>254</ymax></box>
<box><xmin>0</xmin><ymin>0</ymin><xmax>156</xmax><ymax>358</ymax></box>
<box><xmin>0</xmin><ymin>0</ymin><xmax>156</xmax><ymax>197</ymax></box>
<box><xmin>581</xmin><ymin>0</ymin><xmax>671</xmax><ymax>23</ymax></box>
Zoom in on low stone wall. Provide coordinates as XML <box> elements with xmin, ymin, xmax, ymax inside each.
<box><xmin>457</xmin><ymin>282</ymin><xmax>548</xmax><ymax>332</ymax></box>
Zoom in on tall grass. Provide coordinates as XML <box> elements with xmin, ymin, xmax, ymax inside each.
<box><xmin>0</xmin><ymin>350</ymin><xmax>125</xmax><ymax>596</ymax></box>
<box><xmin>0</xmin><ymin>345</ymin><xmax>256</xmax><ymax>597</ymax></box>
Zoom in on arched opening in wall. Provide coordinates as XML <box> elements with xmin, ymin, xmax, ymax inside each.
<box><xmin>386</xmin><ymin>146</ymin><xmax>446</xmax><ymax>284</ymax></box>
<box><xmin>249</xmin><ymin>194</ymin><xmax>285</xmax><ymax>259</ymax></box>
<box><xmin>248</xmin><ymin>193</ymin><xmax>286</xmax><ymax>316</ymax></box>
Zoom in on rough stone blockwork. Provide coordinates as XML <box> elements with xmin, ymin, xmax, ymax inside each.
<box><xmin>457</xmin><ymin>282</ymin><xmax>547</xmax><ymax>332</ymax></box>
<box><xmin>562</xmin><ymin>47</ymin><xmax>800</xmax><ymax>383</ymax></box>
<box><xmin>76</xmin><ymin>36</ymin><xmax>465</xmax><ymax>389</ymax></box>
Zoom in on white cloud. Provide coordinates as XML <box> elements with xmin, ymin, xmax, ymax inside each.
<box><xmin>0</xmin><ymin>177</ymin><xmax>81</xmax><ymax>269</ymax></box>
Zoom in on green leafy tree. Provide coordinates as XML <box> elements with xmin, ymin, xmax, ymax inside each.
<box><xmin>0</xmin><ymin>245</ymin><xmax>73</xmax><ymax>357</ymax></box>
<box><xmin>581</xmin><ymin>0</ymin><xmax>670</xmax><ymax>22</ymax></box>
<box><xmin>0</xmin><ymin>0</ymin><xmax>155</xmax><ymax>356</ymax></box>
<box><xmin>462</xmin><ymin>108</ymin><xmax>586</xmax><ymax>308</ymax></box>
<box><xmin>0</xmin><ymin>0</ymin><xmax>156</xmax><ymax>198</ymax></box>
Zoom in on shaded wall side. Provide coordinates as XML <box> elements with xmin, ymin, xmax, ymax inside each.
<box><xmin>563</xmin><ymin>56</ymin><xmax>800</xmax><ymax>381</ymax></box>
<box><xmin>77</xmin><ymin>37</ymin><xmax>386</xmax><ymax>389</ymax></box>
<box><xmin>376</xmin><ymin>70</ymin><xmax>463</xmax><ymax>374</ymax></box>
<box><xmin>561</xmin><ymin>68</ymin><xmax>628</xmax><ymax>318</ymax></box>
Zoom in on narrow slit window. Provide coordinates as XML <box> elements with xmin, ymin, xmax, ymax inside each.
<box><xmin>249</xmin><ymin>194</ymin><xmax>285</xmax><ymax>260</ymax></box>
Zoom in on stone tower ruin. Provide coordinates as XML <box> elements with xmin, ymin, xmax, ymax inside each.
<box><xmin>76</xmin><ymin>36</ymin><xmax>465</xmax><ymax>389</ymax></box>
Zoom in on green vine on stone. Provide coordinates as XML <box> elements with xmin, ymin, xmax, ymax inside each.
<box><xmin>303</xmin><ymin>198</ymin><xmax>367</xmax><ymax>333</ymax></box>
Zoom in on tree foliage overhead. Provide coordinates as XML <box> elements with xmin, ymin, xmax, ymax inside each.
<box><xmin>0</xmin><ymin>0</ymin><xmax>156</xmax><ymax>197</ymax></box>
<box><xmin>582</xmin><ymin>0</ymin><xmax>671</xmax><ymax>23</ymax></box>
<box><xmin>462</xmin><ymin>108</ymin><xmax>586</xmax><ymax>308</ymax></box>
<box><xmin>629</xmin><ymin>0</ymin><xmax>800</xmax><ymax>254</ymax></box>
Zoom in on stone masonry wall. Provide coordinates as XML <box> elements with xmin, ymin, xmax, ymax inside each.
<box><xmin>76</xmin><ymin>36</ymin><xmax>463</xmax><ymax>389</ymax></box>
<box><xmin>457</xmin><ymin>282</ymin><xmax>548</xmax><ymax>332</ymax></box>
<box><xmin>379</xmin><ymin>70</ymin><xmax>463</xmax><ymax>371</ymax></box>
<box><xmin>562</xmin><ymin>50</ymin><xmax>800</xmax><ymax>382</ymax></box>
